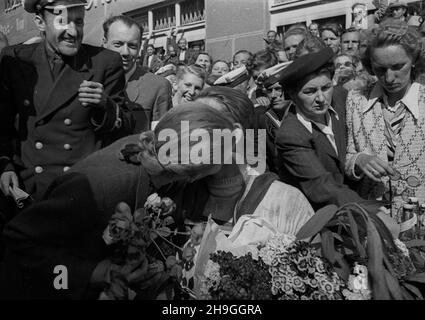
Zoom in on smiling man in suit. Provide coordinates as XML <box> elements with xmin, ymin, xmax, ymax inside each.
<box><xmin>0</xmin><ymin>0</ymin><xmax>134</xmax><ymax>203</ymax></box>
<box><xmin>103</xmin><ymin>15</ymin><xmax>172</xmax><ymax>132</ymax></box>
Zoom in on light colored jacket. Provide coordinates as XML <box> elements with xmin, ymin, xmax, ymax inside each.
<box><xmin>345</xmin><ymin>82</ymin><xmax>425</xmax><ymax>220</ymax></box>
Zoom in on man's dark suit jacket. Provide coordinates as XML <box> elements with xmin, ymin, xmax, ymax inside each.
<box><xmin>0</xmin><ymin>42</ymin><xmax>134</xmax><ymax>201</ymax></box>
<box><xmin>126</xmin><ymin>65</ymin><xmax>173</xmax><ymax>132</ymax></box>
<box><xmin>0</xmin><ymin>135</ymin><xmax>152</xmax><ymax>299</ymax></box>
<box><xmin>142</xmin><ymin>54</ymin><xmax>162</xmax><ymax>73</ymax></box>
<box><xmin>166</xmin><ymin>36</ymin><xmax>196</xmax><ymax>65</ymax></box>
<box><xmin>275</xmin><ymin>87</ymin><xmax>361</xmax><ymax>210</ymax></box>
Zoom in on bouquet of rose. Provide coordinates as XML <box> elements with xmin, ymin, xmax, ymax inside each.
<box><xmin>100</xmin><ymin>193</ymin><xmax>186</xmax><ymax>300</ymax></box>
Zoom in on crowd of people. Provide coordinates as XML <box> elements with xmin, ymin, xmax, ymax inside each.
<box><xmin>1</xmin><ymin>0</ymin><xmax>425</xmax><ymax>299</ymax></box>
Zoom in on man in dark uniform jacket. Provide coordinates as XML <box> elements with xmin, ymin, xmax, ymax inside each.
<box><xmin>0</xmin><ymin>0</ymin><xmax>134</xmax><ymax>203</ymax></box>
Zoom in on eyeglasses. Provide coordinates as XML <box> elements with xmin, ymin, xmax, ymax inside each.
<box><xmin>335</xmin><ymin>61</ymin><xmax>353</xmax><ymax>69</ymax></box>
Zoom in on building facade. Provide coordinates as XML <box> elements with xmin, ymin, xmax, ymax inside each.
<box><xmin>1</xmin><ymin>0</ymin><xmax>424</xmax><ymax>58</ymax></box>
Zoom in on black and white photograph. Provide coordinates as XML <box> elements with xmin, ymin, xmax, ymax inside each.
<box><xmin>1</xmin><ymin>0</ymin><xmax>425</xmax><ymax>306</ymax></box>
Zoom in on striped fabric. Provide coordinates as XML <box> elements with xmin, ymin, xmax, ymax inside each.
<box><xmin>381</xmin><ymin>100</ymin><xmax>407</xmax><ymax>163</ymax></box>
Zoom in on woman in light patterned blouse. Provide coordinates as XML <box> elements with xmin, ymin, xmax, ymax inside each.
<box><xmin>345</xmin><ymin>18</ymin><xmax>425</xmax><ymax>220</ymax></box>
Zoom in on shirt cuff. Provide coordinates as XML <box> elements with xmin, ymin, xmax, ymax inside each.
<box><xmin>346</xmin><ymin>151</ymin><xmax>370</xmax><ymax>181</ymax></box>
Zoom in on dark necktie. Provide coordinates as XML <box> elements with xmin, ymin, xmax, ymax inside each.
<box><xmin>51</xmin><ymin>55</ymin><xmax>64</xmax><ymax>81</ymax></box>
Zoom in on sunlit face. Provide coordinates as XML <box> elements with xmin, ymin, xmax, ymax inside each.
<box><xmin>321</xmin><ymin>30</ymin><xmax>340</xmax><ymax>54</ymax></box>
<box><xmin>168</xmin><ymin>45</ymin><xmax>176</xmax><ymax>56</ymax></box>
<box><xmin>292</xmin><ymin>72</ymin><xmax>334</xmax><ymax>121</ymax></box>
<box><xmin>341</xmin><ymin>32</ymin><xmax>360</xmax><ymax>56</ymax></box>
<box><xmin>147</xmin><ymin>46</ymin><xmax>154</xmax><ymax>56</ymax></box>
<box><xmin>178</xmin><ymin>38</ymin><xmax>187</xmax><ymax>50</ymax></box>
<box><xmin>391</xmin><ymin>6</ymin><xmax>407</xmax><ymax>19</ymax></box>
<box><xmin>284</xmin><ymin>34</ymin><xmax>305</xmax><ymax>61</ymax></box>
<box><xmin>195</xmin><ymin>54</ymin><xmax>211</xmax><ymax>71</ymax></box>
<box><xmin>232</xmin><ymin>52</ymin><xmax>253</xmax><ymax>70</ymax></box>
<box><xmin>38</xmin><ymin>6</ymin><xmax>85</xmax><ymax>56</ymax></box>
<box><xmin>266</xmin><ymin>83</ymin><xmax>284</xmax><ymax>103</ymax></box>
<box><xmin>267</xmin><ymin>31</ymin><xmax>277</xmax><ymax>43</ymax></box>
<box><xmin>309</xmin><ymin>24</ymin><xmax>319</xmax><ymax>37</ymax></box>
<box><xmin>177</xmin><ymin>73</ymin><xmax>204</xmax><ymax>102</ymax></box>
<box><xmin>334</xmin><ymin>55</ymin><xmax>354</xmax><ymax>72</ymax></box>
<box><xmin>371</xmin><ymin>45</ymin><xmax>413</xmax><ymax>95</ymax></box>
<box><xmin>353</xmin><ymin>5</ymin><xmax>367</xmax><ymax>20</ymax></box>
<box><xmin>103</xmin><ymin>20</ymin><xmax>141</xmax><ymax>73</ymax></box>
<box><xmin>211</xmin><ymin>61</ymin><xmax>230</xmax><ymax>76</ymax></box>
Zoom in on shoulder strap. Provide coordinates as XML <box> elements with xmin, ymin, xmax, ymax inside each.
<box><xmin>235</xmin><ymin>172</ymin><xmax>279</xmax><ymax>221</ymax></box>
<box><xmin>265</xmin><ymin>109</ymin><xmax>282</xmax><ymax>129</ymax></box>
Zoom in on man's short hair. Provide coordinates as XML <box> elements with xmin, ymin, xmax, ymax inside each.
<box><xmin>232</xmin><ymin>49</ymin><xmax>254</xmax><ymax>61</ymax></box>
<box><xmin>352</xmin><ymin>2</ymin><xmax>366</xmax><ymax>10</ymax></box>
<box><xmin>343</xmin><ymin>27</ymin><xmax>360</xmax><ymax>36</ymax></box>
<box><xmin>102</xmin><ymin>15</ymin><xmax>143</xmax><ymax>39</ymax></box>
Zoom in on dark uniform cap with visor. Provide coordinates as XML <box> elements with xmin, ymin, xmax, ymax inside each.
<box><xmin>23</xmin><ymin>0</ymin><xmax>87</xmax><ymax>13</ymax></box>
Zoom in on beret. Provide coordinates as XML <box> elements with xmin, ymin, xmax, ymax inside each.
<box><xmin>277</xmin><ymin>47</ymin><xmax>334</xmax><ymax>88</ymax></box>
<box><xmin>23</xmin><ymin>0</ymin><xmax>87</xmax><ymax>13</ymax></box>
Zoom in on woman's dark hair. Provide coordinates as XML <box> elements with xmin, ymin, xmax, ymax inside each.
<box><xmin>294</xmin><ymin>34</ymin><xmax>326</xmax><ymax>59</ymax></box>
<box><xmin>195</xmin><ymin>52</ymin><xmax>212</xmax><ymax>62</ymax></box>
<box><xmin>320</xmin><ymin>22</ymin><xmax>343</xmax><ymax>38</ymax></box>
<box><xmin>195</xmin><ymin>86</ymin><xmax>255</xmax><ymax>130</ymax></box>
<box><xmin>253</xmin><ymin>49</ymin><xmax>278</xmax><ymax>70</ymax></box>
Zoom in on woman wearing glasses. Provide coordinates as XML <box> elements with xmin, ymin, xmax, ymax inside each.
<box><xmin>345</xmin><ymin>19</ymin><xmax>425</xmax><ymax>220</ymax></box>
<box><xmin>332</xmin><ymin>53</ymin><xmax>375</xmax><ymax>91</ymax></box>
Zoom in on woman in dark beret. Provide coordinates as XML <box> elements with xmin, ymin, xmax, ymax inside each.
<box><xmin>274</xmin><ymin>47</ymin><xmax>363</xmax><ymax>211</ymax></box>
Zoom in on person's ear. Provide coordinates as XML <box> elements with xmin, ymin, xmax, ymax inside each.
<box><xmin>102</xmin><ymin>36</ymin><xmax>107</xmax><ymax>48</ymax></box>
<box><xmin>34</xmin><ymin>14</ymin><xmax>46</xmax><ymax>33</ymax></box>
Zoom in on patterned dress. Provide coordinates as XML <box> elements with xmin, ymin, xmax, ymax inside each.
<box><xmin>345</xmin><ymin>82</ymin><xmax>425</xmax><ymax>221</ymax></box>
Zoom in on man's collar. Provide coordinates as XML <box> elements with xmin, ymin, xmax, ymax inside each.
<box><xmin>125</xmin><ymin>63</ymin><xmax>137</xmax><ymax>83</ymax></box>
<box><xmin>363</xmin><ymin>82</ymin><xmax>420</xmax><ymax>119</ymax></box>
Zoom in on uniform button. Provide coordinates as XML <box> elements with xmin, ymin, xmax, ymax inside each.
<box><xmin>64</xmin><ymin>118</ymin><xmax>72</xmax><ymax>126</ymax></box>
<box><xmin>23</xmin><ymin>99</ymin><xmax>30</xmax><ymax>106</ymax></box>
<box><xmin>63</xmin><ymin>166</ymin><xmax>70</xmax><ymax>172</ymax></box>
<box><xmin>64</xmin><ymin>144</ymin><xmax>71</xmax><ymax>150</ymax></box>
<box><xmin>35</xmin><ymin>166</ymin><xmax>43</xmax><ymax>174</ymax></box>
<box><xmin>35</xmin><ymin>142</ymin><xmax>43</xmax><ymax>150</ymax></box>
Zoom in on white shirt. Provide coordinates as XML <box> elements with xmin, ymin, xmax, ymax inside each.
<box><xmin>296</xmin><ymin>106</ymin><xmax>339</xmax><ymax>156</ymax></box>
<box><xmin>148</xmin><ymin>55</ymin><xmax>153</xmax><ymax>68</ymax></box>
<box><xmin>179</xmin><ymin>50</ymin><xmax>186</xmax><ymax>62</ymax></box>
